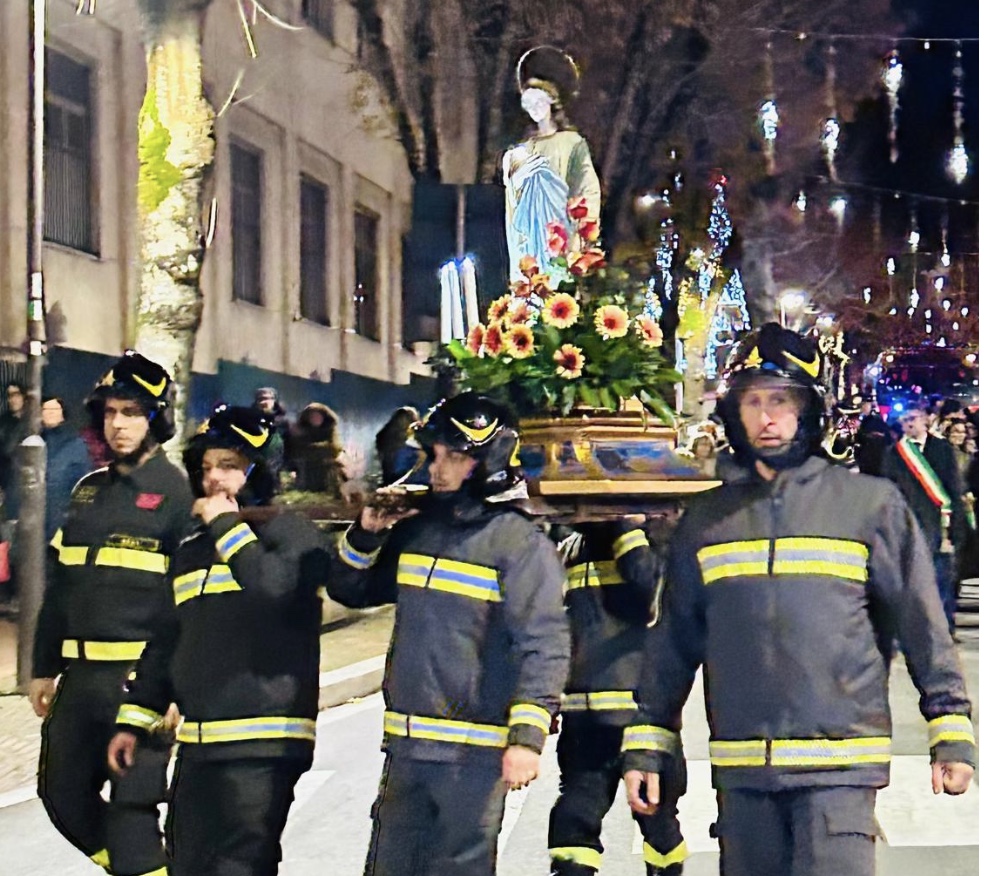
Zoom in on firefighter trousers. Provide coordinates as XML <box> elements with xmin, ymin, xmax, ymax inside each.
<box><xmin>165</xmin><ymin>751</ymin><xmax>311</xmax><ymax>876</ymax></box>
<box><xmin>364</xmin><ymin>753</ymin><xmax>507</xmax><ymax>876</ymax></box>
<box><xmin>549</xmin><ymin>721</ymin><xmax>687</xmax><ymax>875</ymax></box>
<box><xmin>38</xmin><ymin>661</ymin><xmax>170</xmax><ymax>876</ymax></box>
<box><xmin>715</xmin><ymin>786</ymin><xmax>880</xmax><ymax>876</ymax></box>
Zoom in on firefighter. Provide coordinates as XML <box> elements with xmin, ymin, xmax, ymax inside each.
<box><xmin>107</xmin><ymin>404</ymin><xmax>330</xmax><ymax>875</ymax></box>
<box><xmin>29</xmin><ymin>351</ymin><xmax>193</xmax><ymax>876</ymax></box>
<box><xmin>328</xmin><ymin>392</ymin><xmax>570</xmax><ymax>876</ymax></box>
<box><xmin>621</xmin><ymin>323</ymin><xmax>975</xmax><ymax>876</ymax></box>
<box><xmin>548</xmin><ymin>517</ymin><xmax>687</xmax><ymax>876</ymax></box>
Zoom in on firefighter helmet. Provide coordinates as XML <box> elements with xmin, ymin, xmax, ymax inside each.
<box><xmin>86</xmin><ymin>351</ymin><xmax>176</xmax><ymax>443</ymax></box>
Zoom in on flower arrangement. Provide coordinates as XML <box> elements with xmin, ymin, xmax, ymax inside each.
<box><xmin>442</xmin><ymin>198</ymin><xmax>680</xmax><ymax>420</ymax></box>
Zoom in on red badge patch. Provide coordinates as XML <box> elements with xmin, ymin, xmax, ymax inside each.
<box><xmin>135</xmin><ymin>493</ymin><xmax>164</xmax><ymax>510</ymax></box>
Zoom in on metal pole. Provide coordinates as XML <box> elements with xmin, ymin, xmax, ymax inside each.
<box><xmin>18</xmin><ymin>0</ymin><xmax>48</xmax><ymax>690</ymax></box>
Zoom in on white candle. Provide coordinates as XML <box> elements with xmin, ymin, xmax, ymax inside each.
<box><xmin>449</xmin><ymin>264</ymin><xmax>465</xmax><ymax>339</ymax></box>
<box><xmin>440</xmin><ymin>263</ymin><xmax>453</xmax><ymax>344</ymax></box>
<box><xmin>461</xmin><ymin>257</ymin><xmax>479</xmax><ymax>330</ymax></box>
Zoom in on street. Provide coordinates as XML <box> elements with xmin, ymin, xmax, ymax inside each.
<box><xmin>0</xmin><ymin>623</ymin><xmax>977</xmax><ymax>875</ymax></box>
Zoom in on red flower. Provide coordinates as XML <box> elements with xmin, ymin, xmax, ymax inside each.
<box><xmin>542</xmin><ymin>293</ymin><xmax>580</xmax><ymax>329</ymax></box>
<box><xmin>578</xmin><ymin>218</ymin><xmax>600</xmax><ymax>243</ymax></box>
<box><xmin>466</xmin><ymin>324</ymin><xmax>485</xmax><ymax>355</ymax></box>
<box><xmin>567</xmin><ymin>196</ymin><xmax>589</xmax><ymax>221</ymax></box>
<box><xmin>570</xmin><ymin>248</ymin><xmax>607</xmax><ymax>276</ymax></box>
<box><xmin>554</xmin><ymin>344</ymin><xmax>585</xmax><ymax>379</ymax></box>
<box><xmin>483</xmin><ymin>323</ymin><xmax>504</xmax><ymax>356</ymax></box>
<box><xmin>547</xmin><ymin>221</ymin><xmax>569</xmax><ymax>257</ymax></box>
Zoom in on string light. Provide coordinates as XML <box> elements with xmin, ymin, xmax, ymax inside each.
<box><xmin>886</xmin><ymin>258</ymin><xmax>896</xmax><ymax>276</ymax></box>
<box><xmin>822</xmin><ymin>44</ymin><xmax>840</xmax><ymax>180</ymax></box>
<box><xmin>794</xmin><ymin>190</ymin><xmax>807</xmax><ymax>213</ymax></box>
<box><xmin>947</xmin><ymin>44</ymin><xmax>970</xmax><ymax>185</ymax></box>
<box><xmin>862</xmin><ymin>287</ymin><xmax>871</xmax><ymax>303</ymax></box>
<box><xmin>909</xmin><ymin>289</ymin><xmax>919</xmax><ymax>308</ymax></box>
<box><xmin>882</xmin><ymin>49</ymin><xmax>903</xmax><ymax>163</ymax></box>
<box><xmin>760</xmin><ymin>39</ymin><xmax>778</xmax><ymax>173</ymax></box>
<box><xmin>934</xmin><ymin>277</ymin><xmax>945</xmax><ymax>291</ymax></box>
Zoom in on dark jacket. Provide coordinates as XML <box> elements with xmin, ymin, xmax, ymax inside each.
<box><xmin>329</xmin><ymin>490</ymin><xmax>569</xmax><ymax>763</ymax></box>
<box><xmin>622</xmin><ymin>456</ymin><xmax>975</xmax><ymax>792</ymax></box>
<box><xmin>881</xmin><ymin>434</ymin><xmax>967</xmax><ymax>552</ymax></box>
<box><xmin>855</xmin><ymin>412</ymin><xmax>890</xmax><ymax>476</ymax></box>
<box><xmin>0</xmin><ymin>411</ymin><xmax>29</xmax><ymax>514</ymax></box>
<box><xmin>286</xmin><ymin>403</ymin><xmax>346</xmax><ymax>495</ymax></box>
<box><xmin>33</xmin><ymin>451</ymin><xmax>194</xmax><ymax>678</ymax></box>
<box><xmin>557</xmin><ymin>520</ymin><xmax>658</xmax><ymax>727</ymax></box>
<box><xmin>117</xmin><ymin>511</ymin><xmax>332</xmax><ymax>762</ymax></box>
<box><xmin>43</xmin><ymin>423</ymin><xmax>92</xmax><ymax>543</ymax></box>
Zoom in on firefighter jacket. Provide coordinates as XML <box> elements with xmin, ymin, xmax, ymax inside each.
<box><xmin>329</xmin><ymin>489</ymin><xmax>569</xmax><ymax>764</ymax></box>
<box><xmin>115</xmin><ymin>511</ymin><xmax>330</xmax><ymax>762</ymax></box>
<box><xmin>33</xmin><ymin>452</ymin><xmax>193</xmax><ymax>678</ymax></box>
<box><xmin>557</xmin><ymin>520</ymin><xmax>658</xmax><ymax>727</ymax></box>
<box><xmin>622</xmin><ymin>455</ymin><xmax>976</xmax><ymax>792</ymax></box>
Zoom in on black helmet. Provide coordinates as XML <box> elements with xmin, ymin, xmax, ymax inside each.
<box><xmin>412</xmin><ymin>392</ymin><xmax>523</xmax><ymax>497</ymax></box>
<box><xmin>183</xmin><ymin>404</ymin><xmax>275</xmax><ymax>503</ymax></box>
<box><xmin>716</xmin><ymin>323</ymin><xmax>827</xmax><ymax>470</ymax></box>
<box><xmin>86</xmin><ymin>351</ymin><xmax>175</xmax><ymax>443</ymax></box>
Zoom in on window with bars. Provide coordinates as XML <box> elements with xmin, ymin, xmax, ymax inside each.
<box><xmin>354</xmin><ymin>206</ymin><xmax>380</xmax><ymax>340</ymax></box>
<box><xmin>299</xmin><ymin>175</ymin><xmax>329</xmax><ymax>325</ymax></box>
<box><xmin>231</xmin><ymin>141</ymin><xmax>263</xmax><ymax>304</ymax></box>
<box><xmin>44</xmin><ymin>49</ymin><xmax>96</xmax><ymax>253</ymax></box>
<box><xmin>302</xmin><ymin>0</ymin><xmax>334</xmax><ymax>41</ymax></box>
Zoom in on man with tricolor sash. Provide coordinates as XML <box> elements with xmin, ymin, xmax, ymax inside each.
<box><xmin>329</xmin><ymin>393</ymin><xmax>569</xmax><ymax>876</ymax></box>
<box><xmin>30</xmin><ymin>353</ymin><xmax>193</xmax><ymax>876</ymax></box>
<box><xmin>622</xmin><ymin>324</ymin><xmax>975</xmax><ymax>876</ymax></box>
<box><xmin>882</xmin><ymin>400</ymin><xmax>967</xmax><ymax>637</ymax></box>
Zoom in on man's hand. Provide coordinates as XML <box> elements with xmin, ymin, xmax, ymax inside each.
<box><xmin>28</xmin><ymin>678</ymin><xmax>56</xmax><ymax>718</ymax></box>
<box><xmin>932</xmin><ymin>761</ymin><xmax>975</xmax><ymax>795</ymax></box>
<box><xmin>107</xmin><ymin>731</ymin><xmax>139</xmax><ymax>775</ymax></box>
<box><xmin>359</xmin><ymin>504</ymin><xmax>418</xmax><ymax>534</ymax></box>
<box><xmin>624</xmin><ymin>768</ymin><xmax>660</xmax><ymax>815</ymax></box>
<box><xmin>501</xmin><ymin>745</ymin><xmax>540</xmax><ymax>791</ymax></box>
<box><xmin>192</xmin><ymin>493</ymin><xmax>239</xmax><ymax>524</ymax></box>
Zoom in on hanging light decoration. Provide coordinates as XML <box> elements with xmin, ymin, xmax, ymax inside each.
<box><xmin>907</xmin><ymin>211</ymin><xmax>920</xmax><ymax>252</ymax></box>
<box><xmin>909</xmin><ymin>288</ymin><xmax>919</xmax><ymax>308</ymax></box>
<box><xmin>947</xmin><ymin>43</ymin><xmax>970</xmax><ymax>184</ymax></box>
<box><xmin>862</xmin><ymin>287</ymin><xmax>872</xmax><ymax>303</ymax></box>
<box><xmin>829</xmin><ymin>196</ymin><xmax>847</xmax><ymax>231</ymax></box>
<box><xmin>794</xmin><ymin>190</ymin><xmax>807</xmax><ymax>213</ymax></box>
<box><xmin>760</xmin><ymin>40</ymin><xmax>779</xmax><ymax>173</ymax></box>
<box><xmin>886</xmin><ymin>257</ymin><xmax>896</xmax><ymax>276</ymax></box>
<box><xmin>882</xmin><ymin>48</ymin><xmax>903</xmax><ymax>163</ymax></box>
<box><xmin>821</xmin><ymin>44</ymin><xmax>840</xmax><ymax>180</ymax></box>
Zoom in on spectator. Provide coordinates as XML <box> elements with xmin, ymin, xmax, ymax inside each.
<box><xmin>0</xmin><ymin>381</ymin><xmax>29</xmax><ymax>509</ymax></box>
<box><xmin>41</xmin><ymin>397</ymin><xmax>91</xmax><ymax>543</ymax></box>
<box><xmin>252</xmin><ymin>387</ymin><xmax>289</xmax><ymax>487</ymax></box>
<box><xmin>855</xmin><ymin>397</ymin><xmax>891</xmax><ymax>476</ymax></box>
<box><xmin>286</xmin><ymin>402</ymin><xmax>346</xmax><ymax>495</ymax></box>
<box><xmin>944</xmin><ymin>420</ymin><xmax>973</xmax><ymax>486</ymax></box>
<box><xmin>374</xmin><ymin>406</ymin><xmax>422</xmax><ymax>486</ymax></box>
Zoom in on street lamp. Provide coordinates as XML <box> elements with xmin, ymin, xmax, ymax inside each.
<box><xmin>779</xmin><ymin>290</ymin><xmax>807</xmax><ymax>328</ymax></box>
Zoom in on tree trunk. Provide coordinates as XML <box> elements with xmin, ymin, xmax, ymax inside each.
<box><xmin>477</xmin><ymin>3</ymin><xmax>520</xmax><ymax>183</ymax></box>
<box><xmin>133</xmin><ymin>2</ymin><xmax>215</xmax><ymax>453</ymax></box>
<box><xmin>679</xmin><ymin>289</ymin><xmax>720</xmax><ymax>417</ymax></box>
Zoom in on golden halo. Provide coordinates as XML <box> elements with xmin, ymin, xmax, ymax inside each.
<box><xmin>516</xmin><ymin>46</ymin><xmax>581</xmax><ymax>100</ymax></box>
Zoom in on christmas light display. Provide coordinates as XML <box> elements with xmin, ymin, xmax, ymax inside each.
<box><xmin>882</xmin><ymin>49</ymin><xmax>903</xmax><ymax>164</ymax></box>
<box><xmin>947</xmin><ymin>44</ymin><xmax>970</xmax><ymax>184</ymax></box>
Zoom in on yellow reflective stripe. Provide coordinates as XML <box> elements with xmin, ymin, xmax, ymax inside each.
<box><xmin>771</xmin><ymin>736</ymin><xmax>891</xmax><ymax>767</ymax></box>
<box><xmin>549</xmin><ymin>847</ymin><xmax>602</xmax><ymax>869</ymax></box>
<box><xmin>94</xmin><ymin>547</ymin><xmax>167</xmax><ymax>574</ymax></box>
<box><xmin>509</xmin><ymin>703</ymin><xmax>551</xmax><ymax>734</ymax></box>
<box><xmin>773</xmin><ymin>537</ymin><xmax>868</xmax><ymax>582</ymax></box>
<box><xmin>62</xmin><ymin>639</ymin><xmax>146</xmax><ymax>661</ymax></box>
<box><xmin>928</xmin><ymin>714</ymin><xmax>976</xmax><ymax>748</ymax></box>
<box><xmin>562</xmin><ymin>690</ymin><xmax>637</xmax><ymax>712</ymax></box>
<box><xmin>709</xmin><ymin>739</ymin><xmax>768</xmax><ymax>766</ymax></box>
<box><xmin>90</xmin><ymin>848</ymin><xmax>110</xmax><ymax>869</ymax></box>
<box><xmin>621</xmin><ymin>724</ymin><xmax>679</xmax><ymax>753</ymax></box>
<box><xmin>50</xmin><ymin>528</ymin><xmax>64</xmax><ymax>550</ymax></box>
<box><xmin>203</xmin><ymin>564</ymin><xmax>241</xmax><ymax>595</ymax></box>
<box><xmin>140</xmin><ymin>869</ymin><xmax>168</xmax><ymax>876</ymax></box>
<box><xmin>57</xmin><ymin>544</ymin><xmax>89</xmax><ymax>565</ymax></box>
<box><xmin>643</xmin><ymin>840</ymin><xmax>689</xmax><ymax>867</ymax></box>
<box><xmin>776</xmin><ymin>537</ymin><xmax>868</xmax><ymax>560</ymax></box>
<box><xmin>772</xmin><ymin>559</ymin><xmax>868</xmax><ymax>582</ymax></box>
<box><xmin>173</xmin><ymin>570</ymin><xmax>206</xmax><ymax>605</ymax></box>
<box><xmin>566</xmin><ymin>560</ymin><xmax>623</xmax><ymax>590</ymax></box>
<box><xmin>383</xmin><ymin>710</ymin><xmax>508</xmax><ymax>748</ymax></box>
<box><xmin>397</xmin><ymin>553</ymin><xmax>501</xmax><ymax>602</ymax></box>
<box><xmin>338</xmin><ymin>529</ymin><xmax>380</xmax><ymax>570</ymax></box>
<box><xmin>215</xmin><ymin>522</ymin><xmax>258</xmax><ymax>562</ymax></box>
<box><xmin>697</xmin><ymin>540</ymin><xmax>770</xmax><ymax>584</ymax></box>
<box><xmin>116</xmin><ymin>703</ymin><xmax>163</xmax><ymax>730</ymax></box>
<box><xmin>613</xmin><ymin>528</ymin><xmax>648</xmax><ymax>560</ymax></box>
<box><xmin>177</xmin><ymin>716</ymin><xmax>316</xmax><ymax>744</ymax></box>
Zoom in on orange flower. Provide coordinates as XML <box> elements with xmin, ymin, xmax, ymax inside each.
<box><xmin>518</xmin><ymin>255</ymin><xmax>539</xmax><ymax>278</ymax></box>
<box><xmin>505</xmin><ymin>324</ymin><xmax>535</xmax><ymax>358</ymax></box>
<box><xmin>508</xmin><ymin>300</ymin><xmax>533</xmax><ymax>325</ymax></box>
<box><xmin>510</xmin><ymin>279</ymin><xmax>532</xmax><ymax>298</ymax></box>
<box><xmin>570</xmin><ymin>248</ymin><xmax>606</xmax><ymax>276</ymax></box>
<box><xmin>567</xmin><ymin>196</ymin><xmax>589</xmax><ymax>221</ymax></box>
<box><xmin>542</xmin><ymin>293</ymin><xmax>580</xmax><ymax>329</ymax></box>
<box><xmin>578</xmin><ymin>218</ymin><xmax>600</xmax><ymax>243</ymax></box>
<box><xmin>595</xmin><ymin>305</ymin><xmax>629</xmax><ymax>340</ymax></box>
<box><xmin>466</xmin><ymin>324</ymin><xmax>485</xmax><ymax>355</ymax></box>
<box><xmin>635</xmin><ymin>316</ymin><xmax>663</xmax><ymax>347</ymax></box>
<box><xmin>547</xmin><ymin>221</ymin><xmax>569</xmax><ymax>257</ymax></box>
<box><xmin>487</xmin><ymin>295</ymin><xmax>512</xmax><ymax>323</ymax></box>
<box><xmin>554</xmin><ymin>344</ymin><xmax>585</xmax><ymax>379</ymax></box>
<box><xmin>483</xmin><ymin>323</ymin><xmax>504</xmax><ymax>356</ymax></box>
<box><xmin>528</xmin><ymin>273</ymin><xmax>551</xmax><ymax>296</ymax></box>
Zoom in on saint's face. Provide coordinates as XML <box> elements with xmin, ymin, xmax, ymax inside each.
<box><xmin>521</xmin><ymin>87</ymin><xmax>553</xmax><ymax>124</ymax></box>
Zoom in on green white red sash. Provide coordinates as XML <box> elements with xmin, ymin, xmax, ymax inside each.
<box><xmin>896</xmin><ymin>438</ymin><xmax>952</xmax><ymax>533</ymax></box>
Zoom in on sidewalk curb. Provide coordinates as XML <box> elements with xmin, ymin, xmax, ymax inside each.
<box><xmin>318</xmin><ymin>655</ymin><xmax>386</xmax><ymax>710</ymax></box>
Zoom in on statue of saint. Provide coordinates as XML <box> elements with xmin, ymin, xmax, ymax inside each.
<box><xmin>503</xmin><ymin>47</ymin><xmax>601</xmax><ymax>283</ymax></box>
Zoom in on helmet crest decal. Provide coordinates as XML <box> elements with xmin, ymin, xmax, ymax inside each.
<box><xmin>229</xmin><ymin>423</ymin><xmax>269</xmax><ymax>448</ymax></box>
<box><xmin>782</xmin><ymin>349</ymin><xmax>821</xmax><ymax>378</ymax></box>
<box><xmin>744</xmin><ymin>347</ymin><xmax>764</xmax><ymax>368</ymax></box>
<box><xmin>450</xmin><ymin>415</ymin><xmax>499</xmax><ymax>444</ymax></box>
<box><xmin>131</xmin><ymin>373</ymin><xmax>167</xmax><ymax>397</ymax></box>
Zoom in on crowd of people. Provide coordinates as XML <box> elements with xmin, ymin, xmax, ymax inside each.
<box><xmin>0</xmin><ymin>321</ymin><xmax>975</xmax><ymax>876</ymax></box>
